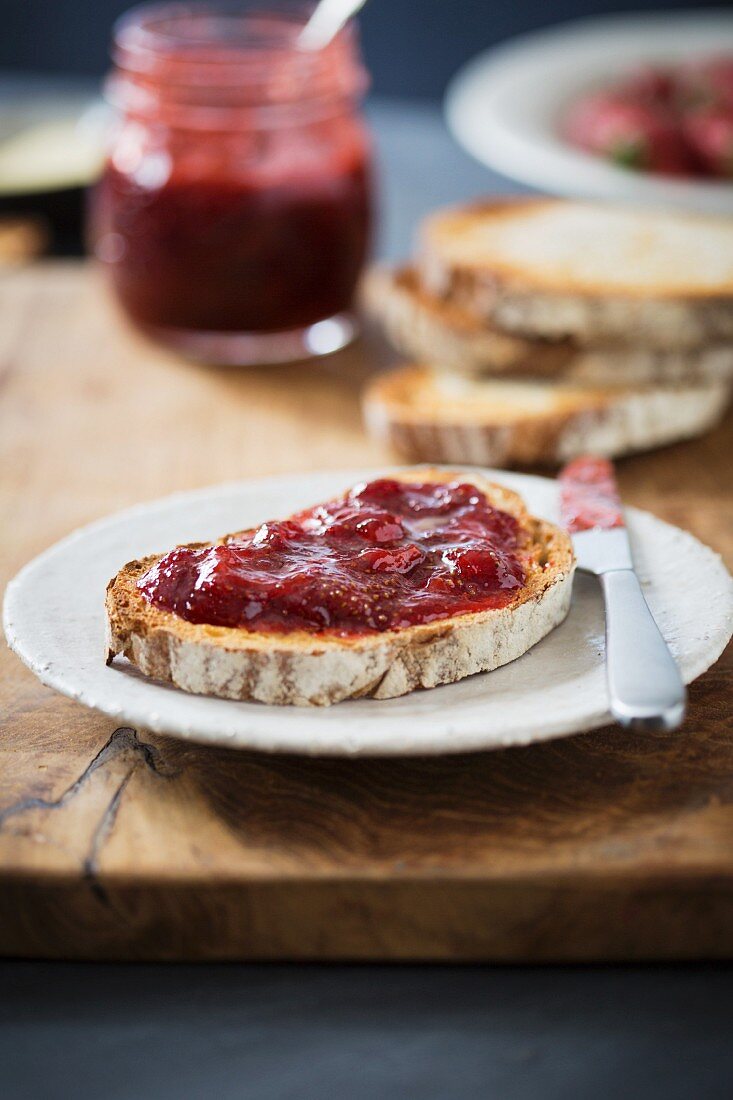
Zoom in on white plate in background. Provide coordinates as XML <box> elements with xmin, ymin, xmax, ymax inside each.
<box><xmin>445</xmin><ymin>11</ymin><xmax>733</xmax><ymax>214</ymax></box>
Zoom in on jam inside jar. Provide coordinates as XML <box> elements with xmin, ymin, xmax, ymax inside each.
<box><xmin>89</xmin><ymin>2</ymin><xmax>374</xmax><ymax>364</ymax></box>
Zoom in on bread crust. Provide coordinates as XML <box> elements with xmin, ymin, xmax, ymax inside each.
<box><xmin>364</xmin><ymin>265</ymin><xmax>733</xmax><ymax>386</ymax></box>
<box><xmin>106</xmin><ymin>469</ymin><xmax>575</xmax><ymax>706</ymax></box>
<box><xmin>363</xmin><ymin>367</ymin><xmax>730</xmax><ymax>467</ymax></box>
<box><xmin>418</xmin><ymin>199</ymin><xmax>733</xmax><ymax>349</ymax></box>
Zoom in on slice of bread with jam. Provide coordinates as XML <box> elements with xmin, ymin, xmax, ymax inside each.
<box><xmin>106</xmin><ymin>468</ymin><xmax>575</xmax><ymax>707</ymax></box>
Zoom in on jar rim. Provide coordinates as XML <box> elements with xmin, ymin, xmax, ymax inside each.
<box><xmin>114</xmin><ymin>2</ymin><xmax>347</xmax><ymax>65</ymax></box>
<box><xmin>109</xmin><ymin>1</ymin><xmax>367</xmax><ymax>112</ymax></box>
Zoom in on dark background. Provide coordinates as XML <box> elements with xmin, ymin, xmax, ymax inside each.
<box><xmin>1</xmin><ymin>0</ymin><xmax>702</xmax><ymax>100</ymax></box>
<box><xmin>5</xmin><ymin>960</ymin><xmax>733</xmax><ymax>1100</ymax></box>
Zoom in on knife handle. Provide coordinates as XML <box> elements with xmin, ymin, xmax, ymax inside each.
<box><xmin>600</xmin><ymin>569</ymin><xmax>686</xmax><ymax>732</ymax></box>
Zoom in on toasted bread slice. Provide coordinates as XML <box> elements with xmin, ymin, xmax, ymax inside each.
<box><xmin>363</xmin><ymin>265</ymin><xmax>575</xmax><ymax>376</ymax></box>
<box><xmin>364</xmin><ymin>265</ymin><xmax>733</xmax><ymax>387</ymax></box>
<box><xmin>363</xmin><ymin>367</ymin><xmax>730</xmax><ymax>468</ymax></box>
<box><xmin>418</xmin><ymin>199</ymin><xmax>733</xmax><ymax>349</ymax></box>
<box><xmin>106</xmin><ymin>468</ymin><xmax>574</xmax><ymax>707</ymax></box>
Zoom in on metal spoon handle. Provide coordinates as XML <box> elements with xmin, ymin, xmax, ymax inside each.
<box><xmin>298</xmin><ymin>0</ymin><xmax>369</xmax><ymax>50</ymax></box>
<box><xmin>600</xmin><ymin>569</ymin><xmax>686</xmax><ymax>731</ymax></box>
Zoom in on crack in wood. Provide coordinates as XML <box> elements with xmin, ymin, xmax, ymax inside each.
<box><xmin>82</xmin><ymin>771</ymin><xmax>135</xmax><ymax>907</ymax></box>
<box><xmin>0</xmin><ymin>726</ymin><xmax>176</xmax><ymax>906</ymax></box>
<box><xmin>0</xmin><ymin>727</ymin><xmax>172</xmax><ymax>827</ymax></box>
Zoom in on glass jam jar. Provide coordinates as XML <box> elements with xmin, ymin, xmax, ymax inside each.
<box><xmin>90</xmin><ymin>2</ymin><xmax>373</xmax><ymax>364</ymax></box>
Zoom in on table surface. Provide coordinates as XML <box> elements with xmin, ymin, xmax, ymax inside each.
<box><xmin>2</xmin><ymin>98</ymin><xmax>733</xmax><ymax>1100</ymax></box>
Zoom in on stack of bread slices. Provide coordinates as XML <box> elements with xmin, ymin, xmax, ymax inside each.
<box><xmin>362</xmin><ymin>199</ymin><xmax>733</xmax><ymax>467</ymax></box>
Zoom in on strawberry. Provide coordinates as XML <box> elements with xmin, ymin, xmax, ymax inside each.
<box><xmin>683</xmin><ymin>106</ymin><xmax>733</xmax><ymax>178</ymax></box>
<box><xmin>621</xmin><ymin>65</ymin><xmax>676</xmax><ymax>106</ymax></box>
<box><xmin>676</xmin><ymin>57</ymin><xmax>733</xmax><ymax>112</ymax></box>
<box><xmin>563</xmin><ymin>92</ymin><xmax>693</xmax><ymax>175</ymax></box>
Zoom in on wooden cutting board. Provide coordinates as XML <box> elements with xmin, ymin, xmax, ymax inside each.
<box><xmin>1</xmin><ymin>262</ymin><xmax>732</xmax><ymax>962</ymax></box>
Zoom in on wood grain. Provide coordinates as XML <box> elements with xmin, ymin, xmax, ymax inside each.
<box><xmin>1</xmin><ymin>262</ymin><xmax>732</xmax><ymax>961</ymax></box>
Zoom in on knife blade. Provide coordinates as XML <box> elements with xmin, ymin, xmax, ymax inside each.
<box><xmin>559</xmin><ymin>456</ymin><xmax>686</xmax><ymax>732</ymax></box>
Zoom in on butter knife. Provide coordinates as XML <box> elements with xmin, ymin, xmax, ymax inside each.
<box><xmin>559</xmin><ymin>457</ymin><xmax>686</xmax><ymax>732</ymax></box>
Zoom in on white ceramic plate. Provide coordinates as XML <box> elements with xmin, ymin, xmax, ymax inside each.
<box><xmin>3</xmin><ymin>468</ymin><xmax>731</xmax><ymax>757</ymax></box>
<box><xmin>445</xmin><ymin>11</ymin><xmax>733</xmax><ymax>214</ymax></box>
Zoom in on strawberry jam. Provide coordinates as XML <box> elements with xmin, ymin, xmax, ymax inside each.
<box><xmin>559</xmin><ymin>457</ymin><xmax>624</xmax><ymax>533</ymax></box>
<box><xmin>90</xmin><ymin>5</ymin><xmax>373</xmax><ymax>358</ymax></box>
<box><xmin>93</xmin><ymin>158</ymin><xmax>371</xmax><ymax>333</ymax></box>
<box><xmin>138</xmin><ymin>479</ymin><xmax>528</xmax><ymax>636</ymax></box>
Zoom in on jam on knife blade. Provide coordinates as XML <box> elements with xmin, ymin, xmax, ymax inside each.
<box><xmin>559</xmin><ymin>456</ymin><xmax>624</xmax><ymax>534</ymax></box>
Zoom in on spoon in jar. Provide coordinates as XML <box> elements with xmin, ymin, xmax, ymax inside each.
<box><xmin>298</xmin><ymin>0</ymin><xmax>369</xmax><ymax>50</ymax></box>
